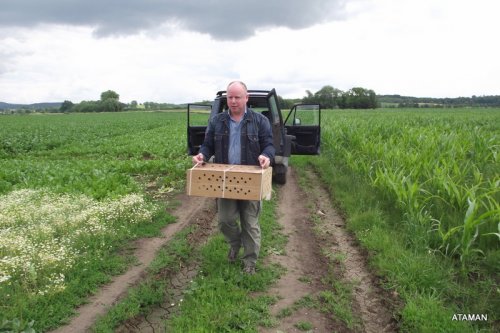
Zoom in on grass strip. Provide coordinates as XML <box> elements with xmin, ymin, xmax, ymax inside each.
<box><xmin>167</xmin><ymin>193</ymin><xmax>286</xmax><ymax>332</ymax></box>
<box><xmin>92</xmin><ymin>226</ymin><xmax>196</xmax><ymax>332</ymax></box>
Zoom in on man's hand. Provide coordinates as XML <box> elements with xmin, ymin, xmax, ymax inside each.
<box><xmin>258</xmin><ymin>155</ymin><xmax>270</xmax><ymax>169</ymax></box>
<box><xmin>192</xmin><ymin>153</ymin><xmax>204</xmax><ymax>164</ymax></box>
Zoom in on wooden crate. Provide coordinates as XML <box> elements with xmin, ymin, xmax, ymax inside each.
<box><xmin>186</xmin><ymin>163</ymin><xmax>272</xmax><ymax>200</ymax></box>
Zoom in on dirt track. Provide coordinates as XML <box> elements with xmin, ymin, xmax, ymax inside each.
<box><xmin>50</xmin><ymin>195</ymin><xmax>216</xmax><ymax>333</ymax></box>
<box><xmin>51</xmin><ymin>167</ymin><xmax>396</xmax><ymax>332</ymax></box>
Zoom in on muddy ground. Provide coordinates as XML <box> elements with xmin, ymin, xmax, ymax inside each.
<box><xmin>51</xmin><ymin>167</ymin><xmax>397</xmax><ymax>333</ymax></box>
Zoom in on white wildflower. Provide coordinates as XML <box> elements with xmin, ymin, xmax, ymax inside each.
<box><xmin>0</xmin><ymin>189</ymin><xmax>156</xmax><ymax>296</ymax></box>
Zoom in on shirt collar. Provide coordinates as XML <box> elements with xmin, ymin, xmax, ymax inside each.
<box><xmin>229</xmin><ymin>107</ymin><xmax>247</xmax><ymax>122</ymax></box>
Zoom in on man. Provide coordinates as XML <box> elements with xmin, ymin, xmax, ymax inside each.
<box><xmin>192</xmin><ymin>81</ymin><xmax>275</xmax><ymax>274</ymax></box>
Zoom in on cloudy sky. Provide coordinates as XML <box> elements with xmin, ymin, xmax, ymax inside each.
<box><xmin>0</xmin><ymin>0</ymin><xmax>498</xmax><ymax>104</ymax></box>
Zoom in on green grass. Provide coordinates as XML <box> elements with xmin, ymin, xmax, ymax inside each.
<box><xmin>277</xmin><ymin>294</ymin><xmax>317</xmax><ymax>319</ymax></box>
<box><xmin>92</xmin><ymin>226</ymin><xmax>197</xmax><ymax>332</ymax></box>
<box><xmin>294</xmin><ymin>320</ymin><xmax>313</xmax><ymax>331</ymax></box>
<box><xmin>400</xmin><ymin>292</ymin><xmax>471</xmax><ymax>333</ymax></box>
<box><xmin>167</xmin><ymin>194</ymin><xmax>284</xmax><ymax>332</ymax></box>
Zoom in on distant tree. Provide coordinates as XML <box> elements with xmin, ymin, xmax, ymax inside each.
<box><xmin>278</xmin><ymin>95</ymin><xmax>297</xmax><ymax>109</ymax></box>
<box><xmin>72</xmin><ymin>100</ymin><xmax>100</xmax><ymax>113</ymax></box>
<box><xmin>340</xmin><ymin>87</ymin><xmax>378</xmax><ymax>109</ymax></box>
<box><xmin>314</xmin><ymin>85</ymin><xmax>342</xmax><ymax>109</ymax></box>
<box><xmin>60</xmin><ymin>100</ymin><xmax>74</xmax><ymax>112</ymax></box>
<box><xmin>366</xmin><ymin>90</ymin><xmax>377</xmax><ymax>108</ymax></box>
<box><xmin>68</xmin><ymin>90</ymin><xmax>127</xmax><ymax>113</ymax></box>
<box><xmin>100</xmin><ymin>90</ymin><xmax>119</xmax><ymax>101</ymax></box>
<box><xmin>302</xmin><ymin>90</ymin><xmax>315</xmax><ymax>104</ymax></box>
<box><xmin>100</xmin><ymin>98</ymin><xmax>123</xmax><ymax>112</ymax></box>
<box><xmin>144</xmin><ymin>102</ymin><xmax>160</xmax><ymax>110</ymax></box>
<box><xmin>98</xmin><ymin>90</ymin><xmax>123</xmax><ymax>112</ymax></box>
<box><xmin>130</xmin><ymin>100</ymin><xmax>138</xmax><ymax>109</ymax></box>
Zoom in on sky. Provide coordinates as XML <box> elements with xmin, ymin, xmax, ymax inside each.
<box><xmin>0</xmin><ymin>0</ymin><xmax>499</xmax><ymax>104</ymax></box>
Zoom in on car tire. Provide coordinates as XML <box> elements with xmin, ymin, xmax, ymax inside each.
<box><xmin>273</xmin><ymin>164</ymin><xmax>287</xmax><ymax>184</ymax></box>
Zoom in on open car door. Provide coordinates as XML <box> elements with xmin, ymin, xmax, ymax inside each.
<box><xmin>187</xmin><ymin>104</ymin><xmax>211</xmax><ymax>155</ymax></box>
<box><xmin>284</xmin><ymin>104</ymin><xmax>321</xmax><ymax>155</ymax></box>
<box><xmin>262</xmin><ymin>89</ymin><xmax>287</xmax><ymax>157</ymax></box>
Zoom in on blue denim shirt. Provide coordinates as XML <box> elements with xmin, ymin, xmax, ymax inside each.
<box><xmin>228</xmin><ymin>112</ymin><xmax>244</xmax><ymax>164</ymax></box>
<box><xmin>199</xmin><ymin>108</ymin><xmax>275</xmax><ymax>166</ymax></box>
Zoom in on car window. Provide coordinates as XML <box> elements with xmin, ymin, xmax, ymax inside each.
<box><xmin>295</xmin><ymin>105</ymin><xmax>320</xmax><ymax>125</ymax></box>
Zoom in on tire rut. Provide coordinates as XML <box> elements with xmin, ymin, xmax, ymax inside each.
<box><xmin>261</xmin><ymin>167</ymin><xmax>336</xmax><ymax>332</ymax></box>
<box><xmin>301</xmin><ymin>167</ymin><xmax>397</xmax><ymax>333</ymax></box>
<box><xmin>115</xmin><ymin>198</ymin><xmax>218</xmax><ymax>333</ymax></box>
<box><xmin>50</xmin><ymin>194</ymin><xmax>216</xmax><ymax>333</ymax></box>
<box><xmin>260</xmin><ymin>167</ymin><xmax>397</xmax><ymax>333</ymax></box>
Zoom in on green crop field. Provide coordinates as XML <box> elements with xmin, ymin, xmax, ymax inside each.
<box><xmin>320</xmin><ymin>108</ymin><xmax>499</xmax><ymax>267</ymax></box>
<box><xmin>0</xmin><ymin>112</ymin><xmax>190</xmax><ymax>331</ymax></box>
<box><xmin>310</xmin><ymin>108</ymin><xmax>499</xmax><ymax>332</ymax></box>
<box><xmin>0</xmin><ymin>108</ymin><xmax>498</xmax><ymax>332</ymax></box>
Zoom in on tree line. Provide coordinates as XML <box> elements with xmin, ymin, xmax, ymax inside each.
<box><xmin>30</xmin><ymin>88</ymin><xmax>500</xmax><ymax>114</ymax></box>
<box><xmin>378</xmin><ymin>94</ymin><xmax>500</xmax><ymax>108</ymax></box>
<box><xmin>285</xmin><ymin>87</ymin><xmax>500</xmax><ymax>109</ymax></box>
<box><xmin>299</xmin><ymin>85</ymin><xmax>378</xmax><ymax>109</ymax></box>
<box><xmin>57</xmin><ymin>87</ymin><xmax>380</xmax><ymax>113</ymax></box>
<box><xmin>60</xmin><ymin>90</ymin><xmax>125</xmax><ymax>113</ymax></box>
<box><xmin>59</xmin><ymin>91</ymin><xmax>188</xmax><ymax>113</ymax></box>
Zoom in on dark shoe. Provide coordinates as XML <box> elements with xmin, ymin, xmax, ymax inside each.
<box><xmin>243</xmin><ymin>265</ymin><xmax>256</xmax><ymax>275</ymax></box>
<box><xmin>227</xmin><ymin>247</ymin><xmax>240</xmax><ymax>263</ymax></box>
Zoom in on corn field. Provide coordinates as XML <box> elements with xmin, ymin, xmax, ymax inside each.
<box><xmin>320</xmin><ymin>108</ymin><xmax>499</xmax><ymax>272</ymax></box>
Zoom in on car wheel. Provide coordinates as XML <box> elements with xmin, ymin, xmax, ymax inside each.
<box><xmin>273</xmin><ymin>164</ymin><xmax>287</xmax><ymax>184</ymax></box>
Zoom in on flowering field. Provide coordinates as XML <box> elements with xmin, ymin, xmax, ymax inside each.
<box><xmin>0</xmin><ymin>111</ymin><xmax>189</xmax><ymax>331</ymax></box>
<box><xmin>0</xmin><ymin>190</ymin><xmax>154</xmax><ymax>294</ymax></box>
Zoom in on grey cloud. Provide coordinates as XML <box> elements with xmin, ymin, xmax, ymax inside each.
<box><xmin>0</xmin><ymin>0</ymin><xmax>348</xmax><ymax>40</ymax></box>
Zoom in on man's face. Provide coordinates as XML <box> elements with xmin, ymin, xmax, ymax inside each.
<box><xmin>227</xmin><ymin>83</ymin><xmax>248</xmax><ymax>115</ymax></box>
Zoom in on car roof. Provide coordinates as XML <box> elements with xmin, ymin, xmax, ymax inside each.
<box><xmin>216</xmin><ymin>90</ymin><xmax>271</xmax><ymax>97</ymax></box>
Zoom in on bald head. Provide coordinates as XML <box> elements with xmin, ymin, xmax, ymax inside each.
<box><xmin>227</xmin><ymin>80</ymin><xmax>248</xmax><ymax>93</ymax></box>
